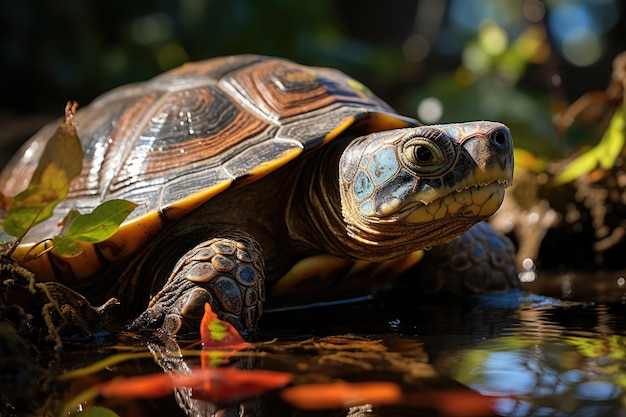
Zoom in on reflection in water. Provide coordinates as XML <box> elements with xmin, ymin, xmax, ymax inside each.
<box><xmin>48</xmin><ymin>289</ymin><xmax>626</xmax><ymax>417</ymax></box>
<box><xmin>439</xmin><ymin>300</ymin><xmax>626</xmax><ymax>417</ymax></box>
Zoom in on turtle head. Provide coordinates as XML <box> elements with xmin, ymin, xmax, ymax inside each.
<box><xmin>338</xmin><ymin>121</ymin><xmax>513</xmax><ymax>258</ymax></box>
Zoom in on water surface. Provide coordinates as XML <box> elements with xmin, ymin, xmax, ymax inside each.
<box><xmin>54</xmin><ymin>273</ymin><xmax>626</xmax><ymax>417</ymax></box>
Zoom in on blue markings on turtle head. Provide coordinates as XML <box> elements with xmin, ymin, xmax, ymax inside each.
<box><xmin>359</xmin><ymin>199</ymin><xmax>374</xmax><ymax>216</ymax></box>
<box><xmin>367</xmin><ymin>146</ymin><xmax>399</xmax><ymax>186</ymax></box>
<box><xmin>443</xmin><ymin>126</ymin><xmax>461</xmax><ymax>140</ymax></box>
<box><xmin>353</xmin><ymin>169</ymin><xmax>374</xmax><ymax>202</ymax></box>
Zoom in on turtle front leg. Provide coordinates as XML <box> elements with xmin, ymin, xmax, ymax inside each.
<box><xmin>130</xmin><ymin>231</ymin><xmax>265</xmax><ymax>335</ymax></box>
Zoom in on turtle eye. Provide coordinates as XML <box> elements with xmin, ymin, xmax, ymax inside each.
<box><xmin>412</xmin><ymin>145</ymin><xmax>434</xmax><ymax>164</ymax></box>
<box><xmin>400</xmin><ymin>136</ymin><xmax>454</xmax><ymax>176</ymax></box>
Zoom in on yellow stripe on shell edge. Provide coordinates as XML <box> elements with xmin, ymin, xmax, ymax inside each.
<box><xmin>11</xmin><ymin>240</ymin><xmax>103</xmax><ymax>282</ymax></box>
<box><xmin>353</xmin><ymin>112</ymin><xmax>418</xmax><ymax>133</ymax></box>
<box><xmin>159</xmin><ymin>178</ymin><xmax>233</xmax><ymax>221</ymax></box>
<box><xmin>321</xmin><ymin>112</ymin><xmax>416</xmax><ymax>149</ymax></box>
<box><xmin>321</xmin><ymin>115</ymin><xmax>358</xmax><ymax>146</ymax></box>
<box><xmin>11</xmin><ymin>179</ymin><xmax>235</xmax><ymax>281</ymax></box>
<box><xmin>243</xmin><ymin>143</ymin><xmax>304</xmax><ymax>181</ymax></box>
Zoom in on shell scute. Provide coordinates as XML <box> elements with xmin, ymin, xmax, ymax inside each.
<box><xmin>112</xmin><ymin>86</ymin><xmax>270</xmax><ymax>197</ymax></box>
<box><xmin>221</xmin><ymin>58</ymin><xmax>388</xmax><ymax>123</ymax></box>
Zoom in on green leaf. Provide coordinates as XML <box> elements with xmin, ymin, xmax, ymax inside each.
<box><xmin>52</xmin><ymin>199</ymin><xmax>138</xmax><ymax>257</ymax></box>
<box><xmin>48</xmin><ymin>207</ymin><xmax>85</xmax><ymax>256</ymax></box>
<box><xmin>556</xmin><ymin>107</ymin><xmax>625</xmax><ymax>184</ymax></box>
<box><xmin>63</xmin><ymin>199</ymin><xmax>139</xmax><ymax>243</ymax></box>
<box><xmin>2</xmin><ymin>102</ymin><xmax>83</xmax><ymax>237</ymax></box>
<box><xmin>59</xmin><ymin>207</ymin><xmax>82</xmax><ymax>236</ymax></box>
<box><xmin>50</xmin><ymin>235</ymin><xmax>83</xmax><ymax>258</ymax></box>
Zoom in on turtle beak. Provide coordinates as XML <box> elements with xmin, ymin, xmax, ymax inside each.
<box><xmin>460</xmin><ymin>124</ymin><xmax>514</xmax><ymax>187</ymax></box>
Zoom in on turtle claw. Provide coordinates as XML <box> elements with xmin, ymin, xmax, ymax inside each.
<box><xmin>128</xmin><ymin>287</ymin><xmax>212</xmax><ymax>334</ymax></box>
<box><xmin>128</xmin><ymin>307</ymin><xmax>165</xmax><ymax>333</ymax></box>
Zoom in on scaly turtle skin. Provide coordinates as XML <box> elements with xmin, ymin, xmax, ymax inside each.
<box><xmin>0</xmin><ymin>55</ymin><xmax>515</xmax><ymax>333</ymax></box>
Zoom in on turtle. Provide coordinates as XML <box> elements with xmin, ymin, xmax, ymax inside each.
<box><xmin>0</xmin><ymin>55</ymin><xmax>515</xmax><ymax>334</ymax></box>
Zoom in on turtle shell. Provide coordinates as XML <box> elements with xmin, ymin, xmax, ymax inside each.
<box><xmin>1</xmin><ymin>55</ymin><xmax>416</xmax><ymax>280</ymax></box>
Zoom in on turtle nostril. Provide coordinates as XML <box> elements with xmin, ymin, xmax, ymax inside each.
<box><xmin>491</xmin><ymin>128</ymin><xmax>508</xmax><ymax>147</ymax></box>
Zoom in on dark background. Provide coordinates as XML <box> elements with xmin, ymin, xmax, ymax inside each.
<box><xmin>1</xmin><ymin>0</ymin><xmax>625</xmax><ymax>167</ymax></box>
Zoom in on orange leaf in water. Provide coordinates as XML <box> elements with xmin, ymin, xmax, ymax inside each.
<box><xmin>198</xmin><ymin>303</ymin><xmax>252</xmax><ymax>389</ymax></box>
<box><xmin>188</xmin><ymin>367</ymin><xmax>292</xmax><ymax>403</ymax></box>
<box><xmin>280</xmin><ymin>381</ymin><xmax>403</xmax><ymax>409</ymax></box>
<box><xmin>404</xmin><ymin>390</ymin><xmax>497</xmax><ymax>417</ymax></box>
<box><xmin>200</xmin><ymin>303</ymin><xmax>251</xmax><ymax>351</ymax></box>
<box><xmin>98</xmin><ymin>373</ymin><xmax>176</xmax><ymax>399</ymax></box>
<box><xmin>98</xmin><ymin>367</ymin><xmax>291</xmax><ymax>402</ymax></box>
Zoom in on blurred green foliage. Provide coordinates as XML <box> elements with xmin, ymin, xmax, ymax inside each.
<box><xmin>2</xmin><ymin>0</ymin><xmax>625</xmax><ymax>163</ymax></box>
<box><xmin>556</xmin><ymin>107</ymin><xmax>625</xmax><ymax>183</ymax></box>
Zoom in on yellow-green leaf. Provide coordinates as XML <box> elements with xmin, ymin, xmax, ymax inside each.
<box><xmin>51</xmin><ymin>200</ymin><xmax>137</xmax><ymax>257</ymax></box>
<box><xmin>50</xmin><ymin>235</ymin><xmax>83</xmax><ymax>258</ymax></box>
<box><xmin>59</xmin><ymin>207</ymin><xmax>82</xmax><ymax>236</ymax></box>
<box><xmin>2</xmin><ymin>102</ymin><xmax>83</xmax><ymax>237</ymax></box>
<box><xmin>554</xmin><ymin>148</ymin><xmax>602</xmax><ymax>184</ymax></box>
<box><xmin>555</xmin><ymin>107</ymin><xmax>625</xmax><ymax>184</ymax></box>
<box><xmin>48</xmin><ymin>208</ymin><xmax>84</xmax><ymax>255</ymax></box>
<box><xmin>61</xmin><ymin>199</ymin><xmax>138</xmax><ymax>243</ymax></box>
